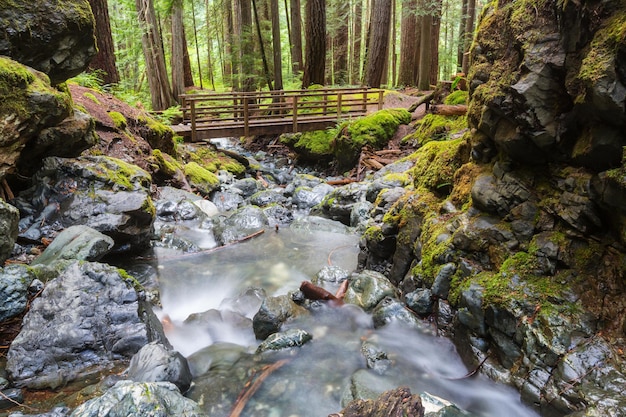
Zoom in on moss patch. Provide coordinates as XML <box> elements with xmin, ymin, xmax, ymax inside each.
<box><xmin>108</xmin><ymin>111</ymin><xmax>127</xmax><ymax>130</ymax></box>
<box><xmin>183</xmin><ymin>161</ymin><xmax>220</xmax><ymax>195</ymax></box>
<box><xmin>182</xmin><ymin>146</ymin><xmax>246</xmax><ymax>176</ymax></box>
<box><xmin>83</xmin><ymin>156</ymin><xmax>152</xmax><ymax>191</ymax></box>
<box><xmin>403</xmin><ymin>114</ymin><xmax>468</xmax><ymax>147</ymax></box>
<box><xmin>444</xmin><ymin>90</ymin><xmax>469</xmax><ymax>105</ymax></box>
<box><xmin>409</xmin><ymin>137</ymin><xmax>471</xmax><ymax>195</ymax></box>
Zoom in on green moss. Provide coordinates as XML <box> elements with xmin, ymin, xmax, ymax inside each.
<box><xmin>0</xmin><ymin>56</ymin><xmax>34</xmax><ymax>118</ymax></box>
<box><xmin>411</xmin><ymin>138</ymin><xmax>469</xmax><ymax>194</ymax></box>
<box><xmin>281</xmin><ymin>128</ymin><xmax>336</xmax><ymax>157</ymax></box>
<box><xmin>117</xmin><ymin>268</ymin><xmax>144</xmax><ymax>292</ymax></box>
<box><xmin>138</xmin><ymin>115</ymin><xmax>172</xmax><ymax>137</ymax></box>
<box><xmin>108</xmin><ymin>111</ymin><xmax>127</xmax><ymax>130</ymax></box>
<box><xmin>444</xmin><ymin>90</ymin><xmax>469</xmax><ymax>105</ymax></box>
<box><xmin>347</xmin><ymin>108</ymin><xmax>411</xmax><ymax>149</ymax></box>
<box><xmin>403</xmin><ymin>114</ymin><xmax>468</xmax><ymax>146</ymax></box>
<box><xmin>578</xmin><ymin>12</ymin><xmax>626</xmax><ymax>87</ymax></box>
<box><xmin>152</xmin><ymin>149</ymin><xmax>182</xmax><ymax>176</ymax></box>
<box><xmin>184</xmin><ymin>146</ymin><xmax>245</xmax><ymax>176</ymax></box>
<box><xmin>83</xmin><ymin>92</ymin><xmax>101</xmax><ymax>105</ymax></box>
<box><xmin>364</xmin><ymin>225</ymin><xmax>385</xmax><ymax>243</ymax></box>
<box><xmin>184</xmin><ymin>161</ymin><xmax>220</xmax><ymax>188</ymax></box>
<box><xmin>83</xmin><ymin>156</ymin><xmax>151</xmax><ymax>191</ymax></box>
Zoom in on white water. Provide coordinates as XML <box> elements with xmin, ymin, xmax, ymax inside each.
<box><xmin>154</xmin><ymin>225</ymin><xmax>540</xmax><ymax>417</ymax></box>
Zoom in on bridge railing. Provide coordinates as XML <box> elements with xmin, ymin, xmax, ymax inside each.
<box><xmin>179</xmin><ymin>87</ymin><xmax>384</xmax><ymax>141</ymax></box>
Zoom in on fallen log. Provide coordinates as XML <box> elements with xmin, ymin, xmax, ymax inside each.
<box><xmin>300</xmin><ymin>281</ymin><xmax>344</xmax><ymax>306</ymax></box>
<box><xmin>429</xmin><ymin>104</ymin><xmax>467</xmax><ymax>116</ymax></box>
<box><xmin>407</xmin><ymin>91</ymin><xmax>435</xmax><ymax>113</ymax></box>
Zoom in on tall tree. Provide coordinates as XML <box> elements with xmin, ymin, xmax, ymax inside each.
<box><xmin>333</xmin><ymin>0</ymin><xmax>349</xmax><ymax>85</ymax></box>
<box><xmin>290</xmin><ymin>0</ymin><xmax>303</xmax><ymax>74</ymax></box>
<box><xmin>88</xmin><ymin>0</ymin><xmax>120</xmax><ymax>84</ymax></box>
<box><xmin>457</xmin><ymin>0</ymin><xmax>468</xmax><ymax>71</ymax></box>
<box><xmin>171</xmin><ymin>0</ymin><xmax>186</xmax><ymax>100</ymax></box>
<box><xmin>350</xmin><ymin>0</ymin><xmax>363</xmax><ymax>85</ymax></box>
<box><xmin>461</xmin><ymin>0</ymin><xmax>475</xmax><ymax>75</ymax></box>
<box><xmin>363</xmin><ymin>0</ymin><xmax>392</xmax><ymax>88</ymax></box>
<box><xmin>397</xmin><ymin>0</ymin><xmax>419</xmax><ymax>86</ymax></box>
<box><xmin>270</xmin><ymin>0</ymin><xmax>283</xmax><ymax>89</ymax></box>
<box><xmin>302</xmin><ymin>0</ymin><xmax>326</xmax><ymax>87</ymax></box>
<box><xmin>417</xmin><ymin>11</ymin><xmax>432</xmax><ymax>90</ymax></box>
<box><xmin>136</xmin><ymin>0</ymin><xmax>176</xmax><ymax>110</ymax></box>
<box><xmin>239</xmin><ymin>0</ymin><xmax>256</xmax><ymax>92</ymax></box>
<box><xmin>224</xmin><ymin>0</ymin><xmax>235</xmax><ymax>87</ymax></box>
<box><xmin>429</xmin><ymin>0</ymin><xmax>441</xmax><ymax>85</ymax></box>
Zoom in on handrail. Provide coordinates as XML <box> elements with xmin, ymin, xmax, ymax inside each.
<box><xmin>179</xmin><ymin>87</ymin><xmax>384</xmax><ymax>142</ymax></box>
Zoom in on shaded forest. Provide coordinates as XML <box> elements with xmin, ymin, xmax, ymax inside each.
<box><xmin>86</xmin><ymin>0</ymin><xmax>480</xmax><ymax>111</ymax></box>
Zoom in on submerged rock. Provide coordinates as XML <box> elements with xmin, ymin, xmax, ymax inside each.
<box><xmin>126</xmin><ymin>342</ymin><xmax>192</xmax><ymax>393</ymax></box>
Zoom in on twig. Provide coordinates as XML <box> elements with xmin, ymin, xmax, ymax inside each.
<box><xmin>327</xmin><ymin>244</ymin><xmax>354</xmax><ymax>266</ymax></box>
<box><xmin>0</xmin><ymin>389</ymin><xmax>36</xmax><ymax>411</ymax></box>
<box><xmin>229</xmin><ymin>359</ymin><xmax>289</xmax><ymax>417</ymax></box>
<box><xmin>445</xmin><ymin>353</ymin><xmax>491</xmax><ymax>380</ymax></box>
<box><xmin>334</xmin><ymin>279</ymin><xmax>349</xmax><ymax>300</ymax></box>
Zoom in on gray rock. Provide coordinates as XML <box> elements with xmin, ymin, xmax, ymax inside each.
<box><xmin>0</xmin><ymin>264</ymin><xmax>37</xmax><ymax>321</ymax></box>
<box><xmin>290</xmin><ymin>215</ymin><xmax>351</xmax><ymax>234</ymax></box>
<box><xmin>252</xmin><ymin>294</ymin><xmax>308</xmax><ymax>340</ymax></box>
<box><xmin>313</xmin><ymin>265</ymin><xmax>350</xmax><ymax>286</ymax></box>
<box><xmin>186</xmin><ymin>342</ymin><xmax>250</xmax><ymax>378</ymax></box>
<box><xmin>360</xmin><ymin>341</ymin><xmax>392</xmax><ymax>375</ymax></box>
<box><xmin>371</xmin><ymin>296</ymin><xmax>426</xmax><ymax>331</ymax></box>
<box><xmin>0</xmin><ymin>201</ymin><xmax>19</xmax><ymax>263</ymax></box>
<box><xmin>249</xmin><ymin>189</ymin><xmax>287</xmax><ymax>207</ymax></box>
<box><xmin>69</xmin><ymin>381</ymin><xmax>206</xmax><ymax>417</ymax></box>
<box><xmin>231</xmin><ymin>177</ymin><xmax>260</xmax><ymax>198</ymax></box>
<box><xmin>6</xmin><ymin>262</ymin><xmax>158</xmax><ymax>389</ymax></box>
<box><xmin>292</xmin><ymin>183</ymin><xmax>333</xmax><ymax>209</ymax></box>
<box><xmin>405</xmin><ymin>288</ymin><xmax>434</xmax><ymax>316</ymax></box>
<box><xmin>32</xmin><ymin>225</ymin><xmax>114</xmax><ymax>266</ymax></box>
<box><xmin>216</xmin><ymin>205</ymin><xmax>268</xmax><ymax>244</ymax></box>
<box><xmin>431</xmin><ymin>263</ymin><xmax>457</xmax><ymax>299</ymax></box>
<box><xmin>211</xmin><ymin>191</ymin><xmax>243</xmax><ymax>212</ymax></box>
<box><xmin>343</xmin><ymin>270</ymin><xmax>398</xmax><ymax>312</ymax></box>
<box><xmin>256</xmin><ymin>328</ymin><xmax>313</xmax><ymax>353</ymax></box>
<box><xmin>126</xmin><ymin>342</ymin><xmax>192</xmax><ymax>393</ymax></box>
<box><xmin>313</xmin><ymin>182</ymin><xmax>368</xmax><ymax>225</ymax></box>
<box><xmin>0</xmin><ymin>0</ymin><xmax>96</xmax><ymax>84</ymax></box>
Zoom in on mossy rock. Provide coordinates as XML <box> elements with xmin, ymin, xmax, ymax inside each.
<box><xmin>333</xmin><ymin>108</ymin><xmax>411</xmax><ymax>169</ymax></box>
<box><xmin>183</xmin><ymin>161</ymin><xmax>220</xmax><ymax>196</ymax></box>
<box><xmin>409</xmin><ymin>137</ymin><xmax>471</xmax><ymax>195</ymax></box>
<box><xmin>280</xmin><ymin>129</ymin><xmax>336</xmax><ymax>161</ymax></box>
<box><xmin>182</xmin><ymin>146</ymin><xmax>246</xmax><ymax>176</ymax></box>
<box><xmin>444</xmin><ymin>90</ymin><xmax>469</xmax><ymax>105</ymax></box>
<box><xmin>402</xmin><ymin>114</ymin><xmax>468</xmax><ymax>147</ymax></box>
<box><xmin>0</xmin><ymin>57</ymin><xmax>73</xmax><ymax>179</ymax></box>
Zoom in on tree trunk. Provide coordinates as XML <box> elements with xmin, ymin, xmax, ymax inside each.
<box><xmin>302</xmin><ymin>0</ymin><xmax>326</xmax><ymax>88</ymax></box>
<box><xmin>457</xmin><ymin>0</ymin><xmax>468</xmax><ymax>72</ymax></box>
<box><xmin>240</xmin><ymin>0</ymin><xmax>255</xmax><ymax>92</ymax></box>
<box><xmin>350</xmin><ymin>0</ymin><xmax>362</xmax><ymax>85</ymax></box>
<box><xmin>224</xmin><ymin>0</ymin><xmax>235</xmax><ymax>88</ymax></box>
<box><xmin>136</xmin><ymin>0</ymin><xmax>175</xmax><ymax>110</ymax></box>
<box><xmin>171</xmin><ymin>0</ymin><xmax>185</xmax><ymax>100</ymax></box>
<box><xmin>333</xmin><ymin>0</ymin><xmax>349</xmax><ymax>85</ymax></box>
<box><xmin>417</xmin><ymin>12</ymin><xmax>432</xmax><ymax>90</ymax></box>
<box><xmin>290</xmin><ymin>0</ymin><xmax>303</xmax><ymax>74</ymax></box>
<box><xmin>429</xmin><ymin>0</ymin><xmax>441</xmax><ymax>85</ymax></box>
<box><xmin>363</xmin><ymin>0</ymin><xmax>391</xmax><ymax>88</ymax></box>
<box><xmin>271</xmin><ymin>0</ymin><xmax>283</xmax><ymax>90</ymax></box>
<box><xmin>397</xmin><ymin>0</ymin><xmax>418</xmax><ymax>86</ymax></box>
<box><xmin>88</xmin><ymin>0</ymin><xmax>120</xmax><ymax>85</ymax></box>
<box><xmin>461</xmin><ymin>0</ymin><xmax>476</xmax><ymax>75</ymax></box>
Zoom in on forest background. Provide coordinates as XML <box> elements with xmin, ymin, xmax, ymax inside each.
<box><xmin>86</xmin><ymin>0</ymin><xmax>481</xmax><ymax>113</ymax></box>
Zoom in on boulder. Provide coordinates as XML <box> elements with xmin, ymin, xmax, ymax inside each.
<box><xmin>126</xmin><ymin>342</ymin><xmax>192</xmax><ymax>393</ymax></box>
<box><xmin>0</xmin><ymin>0</ymin><xmax>96</xmax><ymax>85</ymax></box>
<box><xmin>31</xmin><ymin>225</ymin><xmax>114</xmax><ymax>265</ymax></box>
<box><xmin>0</xmin><ymin>264</ymin><xmax>36</xmax><ymax>321</ymax></box>
<box><xmin>216</xmin><ymin>205</ymin><xmax>268</xmax><ymax>245</ymax></box>
<box><xmin>256</xmin><ymin>328</ymin><xmax>313</xmax><ymax>353</ymax></box>
<box><xmin>0</xmin><ymin>200</ymin><xmax>19</xmax><ymax>263</ymax></box>
<box><xmin>343</xmin><ymin>270</ymin><xmax>398</xmax><ymax>312</ymax></box>
<box><xmin>14</xmin><ymin>156</ymin><xmax>155</xmax><ymax>253</ymax></box>
<box><xmin>6</xmin><ymin>262</ymin><xmax>162</xmax><ymax>389</ymax></box>
<box><xmin>0</xmin><ymin>57</ymin><xmax>73</xmax><ymax>182</ymax></box>
<box><xmin>69</xmin><ymin>381</ymin><xmax>206</xmax><ymax>417</ymax></box>
<box><xmin>252</xmin><ymin>294</ymin><xmax>309</xmax><ymax>340</ymax></box>
<box><xmin>334</xmin><ymin>386</ymin><xmax>425</xmax><ymax>417</ymax></box>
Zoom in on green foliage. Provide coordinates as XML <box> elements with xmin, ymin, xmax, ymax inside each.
<box><xmin>153</xmin><ymin>105</ymin><xmax>182</xmax><ymax>125</ymax></box>
<box><xmin>68</xmin><ymin>70</ymin><xmax>106</xmax><ymax>92</ymax></box>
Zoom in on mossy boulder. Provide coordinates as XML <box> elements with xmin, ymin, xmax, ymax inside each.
<box><xmin>183</xmin><ymin>162</ymin><xmax>220</xmax><ymax>196</ymax></box>
<box><xmin>468</xmin><ymin>0</ymin><xmax>626</xmax><ymax>170</ymax></box>
<box><xmin>0</xmin><ymin>0</ymin><xmax>97</xmax><ymax>85</ymax></box>
<box><xmin>410</xmin><ymin>137</ymin><xmax>471</xmax><ymax>195</ymax></box>
<box><xmin>334</xmin><ymin>109</ymin><xmax>411</xmax><ymax>170</ymax></box>
<box><xmin>0</xmin><ymin>57</ymin><xmax>73</xmax><ymax>181</ymax></box>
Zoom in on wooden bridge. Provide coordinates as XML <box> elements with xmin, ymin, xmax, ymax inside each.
<box><xmin>172</xmin><ymin>87</ymin><xmax>384</xmax><ymax>142</ymax></box>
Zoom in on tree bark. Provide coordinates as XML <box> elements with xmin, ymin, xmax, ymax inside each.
<box><xmin>457</xmin><ymin>0</ymin><xmax>468</xmax><ymax>72</ymax></box>
<box><xmin>171</xmin><ymin>0</ymin><xmax>186</xmax><ymax>100</ymax></box>
<box><xmin>240</xmin><ymin>0</ymin><xmax>255</xmax><ymax>92</ymax></box>
<box><xmin>397</xmin><ymin>0</ymin><xmax>418</xmax><ymax>86</ymax></box>
<box><xmin>350</xmin><ymin>0</ymin><xmax>362</xmax><ymax>85</ymax></box>
<box><xmin>88</xmin><ymin>0</ymin><xmax>120</xmax><ymax>85</ymax></box>
<box><xmin>461</xmin><ymin>0</ymin><xmax>476</xmax><ymax>75</ymax></box>
<box><xmin>429</xmin><ymin>0</ymin><xmax>441</xmax><ymax>85</ymax></box>
<box><xmin>363</xmin><ymin>0</ymin><xmax>392</xmax><ymax>88</ymax></box>
<box><xmin>136</xmin><ymin>0</ymin><xmax>175</xmax><ymax>110</ymax></box>
<box><xmin>270</xmin><ymin>0</ymin><xmax>283</xmax><ymax>90</ymax></box>
<box><xmin>224</xmin><ymin>0</ymin><xmax>235</xmax><ymax>88</ymax></box>
<box><xmin>417</xmin><ymin>12</ymin><xmax>432</xmax><ymax>90</ymax></box>
<box><xmin>302</xmin><ymin>0</ymin><xmax>326</xmax><ymax>88</ymax></box>
<box><xmin>290</xmin><ymin>0</ymin><xmax>303</xmax><ymax>74</ymax></box>
<box><xmin>333</xmin><ymin>0</ymin><xmax>349</xmax><ymax>85</ymax></box>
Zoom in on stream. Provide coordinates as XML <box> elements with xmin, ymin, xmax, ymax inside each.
<box><xmin>152</xmin><ymin>222</ymin><xmax>540</xmax><ymax>417</ymax></box>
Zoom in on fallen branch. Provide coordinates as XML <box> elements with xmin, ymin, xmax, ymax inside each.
<box><xmin>300</xmin><ymin>281</ymin><xmax>343</xmax><ymax>305</ymax></box>
<box><xmin>407</xmin><ymin>91</ymin><xmax>435</xmax><ymax>113</ymax></box>
<box><xmin>327</xmin><ymin>178</ymin><xmax>357</xmax><ymax>186</ymax></box>
<box><xmin>229</xmin><ymin>359</ymin><xmax>289</xmax><ymax>417</ymax></box>
<box><xmin>335</xmin><ymin>279</ymin><xmax>350</xmax><ymax>300</ymax></box>
<box><xmin>1</xmin><ymin>179</ymin><xmax>14</xmax><ymax>201</ymax></box>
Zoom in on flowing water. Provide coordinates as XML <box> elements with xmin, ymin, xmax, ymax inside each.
<box><xmin>154</xmin><ymin>224</ymin><xmax>540</xmax><ymax>417</ymax></box>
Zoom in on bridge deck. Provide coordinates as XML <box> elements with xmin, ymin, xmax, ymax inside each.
<box><xmin>173</xmin><ymin>87</ymin><xmax>383</xmax><ymax>141</ymax></box>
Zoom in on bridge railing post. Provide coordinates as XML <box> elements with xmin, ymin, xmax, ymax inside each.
<box><xmin>337</xmin><ymin>92</ymin><xmax>342</xmax><ymax>120</ymax></box>
<box><xmin>378</xmin><ymin>89</ymin><xmax>384</xmax><ymax>110</ymax></box>
<box><xmin>243</xmin><ymin>94</ymin><xmax>249</xmax><ymax>136</ymax></box>
<box><xmin>292</xmin><ymin>95</ymin><xmax>298</xmax><ymax>132</ymax></box>
<box><xmin>362</xmin><ymin>89</ymin><xmax>368</xmax><ymax>113</ymax></box>
<box><xmin>190</xmin><ymin>100</ymin><xmax>197</xmax><ymax>142</ymax></box>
